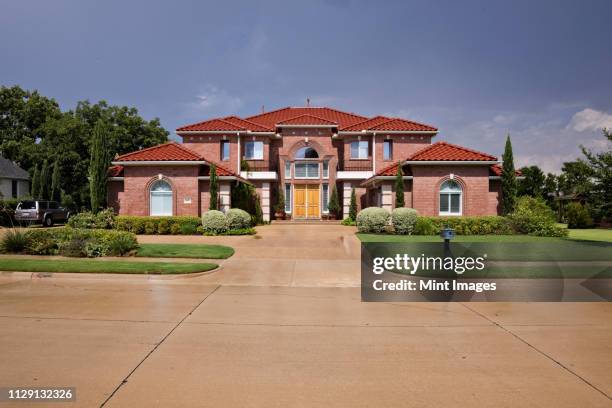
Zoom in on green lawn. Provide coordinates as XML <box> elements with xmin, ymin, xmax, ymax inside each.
<box><xmin>136</xmin><ymin>243</ymin><xmax>234</xmax><ymax>259</ymax></box>
<box><xmin>567</xmin><ymin>228</ymin><xmax>612</xmax><ymax>242</ymax></box>
<box><xmin>0</xmin><ymin>258</ymin><xmax>218</xmax><ymax>274</ymax></box>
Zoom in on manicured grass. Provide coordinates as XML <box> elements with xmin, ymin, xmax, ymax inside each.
<box><xmin>567</xmin><ymin>228</ymin><xmax>612</xmax><ymax>242</ymax></box>
<box><xmin>136</xmin><ymin>243</ymin><xmax>234</xmax><ymax>259</ymax></box>
<box><xmin>357</xmin><ymin>234</ymin><xmax>564</xmax><ymax>243</ymax></box>
<box><xmin>0</xmin><ymin>258</ymin><xmax>218</xmax><ymax>274</ymax></box>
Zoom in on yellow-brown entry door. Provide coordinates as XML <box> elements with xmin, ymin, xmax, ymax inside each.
<box><xmin>293</xmin><ymin>184</ymin><xmax>320</xmax><ymax>219</ymax></box>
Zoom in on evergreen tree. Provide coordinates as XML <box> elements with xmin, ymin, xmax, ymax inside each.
<box><xmin>89</xmin><ymin>120</ymin><xmax>110</xmax><ymax>212</ymax></box>
<box><xmin>275</xmin><ymin>185</ymin><xmax>285</xmax><ymax>213</ymax></box>
<box><xmin>328</xmin><ymin>185</ymin><xmax>340</xmax><ymax>218</ymax></box>
<box><xmin>254</xmin><ymin>194</ymin><xmax>264</xmax><ymax>224</ymax></box>
<box><xmin>31</xmin><ymin>165</ymin><xmax>40</xmax><ymax>199</ymax></box>
<box><xmin>51</xmin><ymin>159</ymin><xmax>61</xmax><ymax>202</ymax></box>
<box><xmin>349</xmin><ymin>188</ymin><xmax>357</xmax><ymax>221</ymax></box>
<box><xmin>209</xmin><ymin>164</ymin><xmax>218</xmax><ymax>210</ymax></box>
<box><xmin>394</xmin><ymin>161</ymin><xmax>405</xmax><ymax>208</ymax></box>
<box><xmin>501</xmin><ymin>135</ymin><xmax>517</xmax><ymax>215</ymax></box>
<box><xmin>39</xmin><ymin>159</ymin><xmax>50</xmax><ymax>200</ymax></box>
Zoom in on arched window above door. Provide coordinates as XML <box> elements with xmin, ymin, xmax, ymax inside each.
<box><xmin>294</xmin><ymin>146</ymin><xmax>319</xmax><ymax>159</ymax></box>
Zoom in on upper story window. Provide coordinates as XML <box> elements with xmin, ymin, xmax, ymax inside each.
<box><xmin>383</xmin><ymin>139</ymin><xmax>393</xmax><ymax>160</ymax></box>
<box><xmin>322</xmin><ymin>160</ymin><xmax>329</xmax><ymax>178</ymax></box>
<box><xmin>295</xmin><ymin>146</ymin><xmax>318</xmax><ymax>159</ymax></box>
<box><xmin>285</xmin><ymin>161</ymin><xmax>292</xmax><ymax>179</ymax></box>
<box><xmin>350</xmin><ymin>141</ymin><xmax>369</xmax><ymax>159</ymax></box>
<box><xmin>294</xmin><ymin>163</ymin><xmax>319</xmax><ymax>178</ymax></box>
<box><xmin>244</xmin><ymin>141</ymin><xmax>263</xmax><ymax>160</ymax></box>
<box><xmin>220</xmin><ymin>141</ymin><xmax>230</xmax><ymax>161</ymax></box>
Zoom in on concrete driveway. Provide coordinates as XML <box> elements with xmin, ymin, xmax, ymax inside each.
<box><xmin>1</xmin><ymin>224</ymin><xmax>611</xmax><ymax>407</ymax></box>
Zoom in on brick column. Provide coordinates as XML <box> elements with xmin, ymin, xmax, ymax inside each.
<box><xmin>343</xmin><ymin>181</ymin><xmax>352</xmax><ymax>219</ymax></box>
<box><xmin>261</xmin><ymin>182</ymin><xmax>270</xmax><ymax>222</ymax></box>
<box><xmin>219</xmin><ymin>183</ymin><xmax>231</xmax><ymax>213</ymax></box>
<box><xmin>381</xmin><ymin>184</ymin><xmax>393</xmax><ymax>212</ymax></box>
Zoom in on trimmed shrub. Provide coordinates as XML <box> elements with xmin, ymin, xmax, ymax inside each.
<box><xmin>341</xmin><ymin>218</ymin><xmax>356</xmax><ymax>226</ymax></box>
<box><xmin>202</xmin><ymin>210</ymin><xmax>228</xmax><ymax>234</ymax></box>
<box><xmin>356</xmin><ymin>207</ymin><xmax>391</xmax><ymax>233</ymax></box>
<box><xmin>108</xmin><ymin>233</ymin><xmax>138</xmax><ymax>256</ymax></box>
<box><xmin>0</xmin><ymin>229</ymin><xmax>29</xmax><ymax>253</ymax></box>
<box><xmin>414</xmin><ymin>217</ymin><xmax>435</xmax><ymax>235</ymax></box>
<box><xmin>226</xmin><ymin>208</ymin><xmax>252</xmax><ymax>230</ymax></box>
<box><xmin>157</xmin><ymin>219</ymin><xmax>171</xmax><ymax>235</ymax></box>
<box><xmin>508</xmin><ymin>196</ymin><xmax>568</xmax><ymax>237</ymax></box>
<box><xmin>67</xmin><ymin>208</ymin><xmax>115</xmax><ymax>229</ymax></box>
<box><xmin>565</xmin><ymin>202</ymin><xmax>594</xmax><ymax>229</ymax></box>
<box><xmin>114</xmin><ymin>216</ymin><xmax>201</xmax><ymax>235</ymax></box>
<box><xmin>204</xmin><ymin>227</ymin><xmax>256</xmax><ymax>236</ymax></box>
<box><xmin>391</xmin><ymin>208</ymin><xmax>418</xmax><ymax>235</ymax></box>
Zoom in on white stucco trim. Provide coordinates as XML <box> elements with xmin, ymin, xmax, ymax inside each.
<box><xmin>261</xmin><ymin>182</ymin><xmax>270</xmax><ymax>222</ymax></box>
<box><xmin>240</xmin><ymin>171</ymin><xmax>278</xmax><ymax>180</ymax></box>
<box><xmin>336</xmin><ymin>171</ymin><xmax>373</xmax><ymax>180</ymax></box>
<box><xmin>197</xmin><ymin>176</ymin><xmax>240</xmax><ymax>181</ymax></box>
<box><xmin>342</xmin><ymin>182</ymin><xmax>352</xmax><ymax>220</ymax></box>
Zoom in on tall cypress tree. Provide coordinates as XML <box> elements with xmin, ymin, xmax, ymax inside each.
<box><xmin>394</xmin><ymin>161</ymin><xmax>405</xmax><ymax>208</ymax></box>
<box><xmin>51</xmin><ymin>159</ymin><xmax>61</xmax><ymax>202</ymax></box>
<box><xmin>39</xmin><ymin>159</ymin><xmax>49</xmax><ymax>200</ymax></box>
<box><xmin>209</xmin><ymin>164</ymin><xmax>218</xmax><ymax>210</ymax></box>
<box><xmin>349</xmin><ymin>188</ymin><xmax>357</xmax><ymax>221</ymax></box>
<box><xmin>89</xmin><ymin>120</ymin><xmax>110</xmax><ymax>212</ymax></box>
<box><xmin>501</xmin><ymin>134</ymin><xmax>517</xmax><ymax>215</ymax></box>
<box><xmin>31</xmin><ymin>165</ymin><xmax>40</xmax><ymax>199</ymax></box>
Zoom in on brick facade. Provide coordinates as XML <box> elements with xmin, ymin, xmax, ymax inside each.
<box><xmin>109</xmin><ymin>106</ymin><xmax>504</xmax><ymax>219</ymax></box>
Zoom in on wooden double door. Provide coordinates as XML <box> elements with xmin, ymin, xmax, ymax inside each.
<box><xmin>293</xmin><ymin>184</ymin><xmax>320</xmax><ymax>219</ymax></box>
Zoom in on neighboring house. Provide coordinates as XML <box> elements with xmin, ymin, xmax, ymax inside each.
<box><xmin>108</xmin><ymin>106</ymin><xmax>507</xmax><ymax>220</ymax></box>
<box><xmin>0</xmin><ymin>155</ymin><xmax>30</xmax><ymax>199</ymax></box>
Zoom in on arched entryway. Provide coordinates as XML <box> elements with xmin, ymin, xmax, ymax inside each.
<box><xmin>150</xmin><ymin>179</ymin><xmax>173</xmax><ymax>216</ymax></box>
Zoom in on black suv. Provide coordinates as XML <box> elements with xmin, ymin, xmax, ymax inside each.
<box><xmin>15</xmin><ymin>200</ymin><xmax>71</xmax><ymax>227</ymax></box>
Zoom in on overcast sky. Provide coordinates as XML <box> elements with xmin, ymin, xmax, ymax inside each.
<box><xmin>2</xmin><ymin>0</ymin><xmax>611</xmax><ymax>172</ymax></box>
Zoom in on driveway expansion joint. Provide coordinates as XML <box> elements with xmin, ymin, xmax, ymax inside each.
<box><xmin>99</xmin><ymin>284</ymin><xmax>222</xmax><ymax>407</ymax></box>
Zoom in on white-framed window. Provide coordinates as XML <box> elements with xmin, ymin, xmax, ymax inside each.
<box><xmin>244</xmin><ymin>141</ymin><xmax>263</xmax><ymax>160</ymax></box>
<box><xmin>383</xmin><ymin>139</ymin><xmax>393</xmax><ymax>160</ymax></box>
<box><xmin>221</xmin><ymin>140</ymin><xmax>230</xmax><ymax>161</ymax></box>
<box><xmin>350</xmin><ymin>140</ymin><xmax>369</xmax><ymax>159</ymax></box>
<box><xmin>439</xmin><ymin>180</ymin><xmax>462</xmax><ymax>216</ymax></box>
<box><xmin>285</xmin><ymin>183</ymin><xmax>291</xmax><ymax>213</ymax></box>
<box><xmin>322</xmin><ymin>161</ymin><xmax>329</xmax><ymax>178</ymax></box>
<box><xmin>322</xmin><ymin>183</ymin><xmax>329</xmax><ymax>213</ymax></box>
<box><xmin>150</xmin><ymin>180</ymin><xmax>173</xmax><ymax>216</ymax></box>
<box><xmin>285</xmin><ymin>161</ymin><xmax>292</xmax><ymax>179</ymax></box>
<box><xmin>294</xmin><ymin>162</ymin><xmax>319</xmax><ymax>178</ymax></box>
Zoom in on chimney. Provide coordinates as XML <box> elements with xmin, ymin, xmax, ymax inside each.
<box><xmin>306</xmin><ymin>98</ymin><xmax>310</xmax><ymax>107</ymax></box>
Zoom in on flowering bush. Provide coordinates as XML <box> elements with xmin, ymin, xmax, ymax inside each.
<box><xmin>391</xmin><ymin>208</ymin><xmax>418</xmax><ymax>235</ymax></box>
<box><xmin>356</xmin><ymin>207</ymin><xmax>391</xmax><ymax>233</ymax></box>
<box><xmin>226</xmin><ymin>208</ymin><xmax>252</xmax><ymax>230</ymax></box>
<box><xmin>201</xmin><ymin>210</ymin><xmax>229</xmax><ymax>234</ymax></box>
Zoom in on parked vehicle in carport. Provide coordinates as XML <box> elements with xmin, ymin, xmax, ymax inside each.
<box><xmin>14</xmin><ymin>200</ymin><xmax>71</xmax><ymax>227</ymax></box>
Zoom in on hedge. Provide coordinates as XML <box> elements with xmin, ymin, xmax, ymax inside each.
<box><xmin>356</xmin><ymin>207</ymin><xmax>391</xmax><ymax>233</ymax></box>
<box><xmin>412</xmin><ymin>216</ymin><xmax>514</xmax><ymax>235</ymax></box>
<box><xmin>114</xmin><ymin>216</ymin><xmax>202</xmax><ymax>235</ymax></box>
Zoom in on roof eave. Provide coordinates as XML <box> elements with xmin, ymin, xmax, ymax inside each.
<box><xmin>112</xmin><ymin>160</ymin><xmax>208</xmax><ymax>166</ymax></box>
<box><xmin>406</xmin><ymin>160</ymin><xmax>499</xmax><ymax>165</ymax></box>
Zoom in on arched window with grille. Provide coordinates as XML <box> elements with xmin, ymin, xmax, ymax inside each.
<box><xmin>439</xmin><ymin>180</ymin><xmax>462</xmax><ymax>216</ymax></box>
<box><xmin>150</xmin><ymin>180</ymin><xmax>173</xmax><ymax>216</ymax></box>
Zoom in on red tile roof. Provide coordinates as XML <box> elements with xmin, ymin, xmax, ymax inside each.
<box><xmin>112</xmin><ymin>142</ymin><xmax>246</xmax><ymax>181</ymax></box>
<box><xmin>369</xmin><ymin>118</ymin><xmax>437</xmax><ymax>132</ymax></box>
<box><xmin>115</xmin><ymin>142</ymin><xmax>202</xmax><ymax>161</ymax></box>
<box><xmin>107</xmin><ymin>165</ymin><xmax>124</xmax><ymax>177</ymax></box>
<box><xmin>245</xmin><ymin>107</ymin><xmax>367</xmax><ymax>129</ymax></box>
<box><xmin>177</xmin><ymin>106</ymin><xmax>439</xmax><ymax>134</ymax></box>
<box><xmin>489</xmin><ymin>164</ymin><xmax>522</xmax><ymax>177</ymax></box>
<box><xmin>221</xmin><ymin>116</ymin><xmax>272</xmax><ymax>132</ymax></box>
<box><xmin>176</xmin><ymin>118</ymin><xmax>246</xmax><ymax>132</ymax></box>
<box><xmin>276</xmin><ymin>114</ymin><xmax>338</xmax><ymax>126</ymax></box>
<box><xmin>408</xmin><ymin>142</ymin><xmax>497</xmax><ymax>162</ymax></box>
